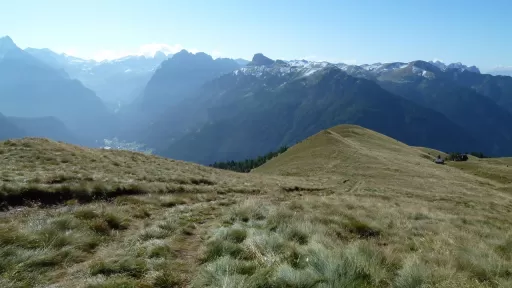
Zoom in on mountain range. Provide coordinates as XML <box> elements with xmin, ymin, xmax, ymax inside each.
<box><xmin>3</xmin><ymin>35</ymin><xmax>512</xmax><ymax>164</ymax></box>
<box><xmin>144</xmin><ymin>56</ymin><xmax>485</xmax><ymax>164</ymax></box>
<box><xmin>25</xmin><ymin>47</ymin><xmax>170</xmax><ymax>109</ymax></box>
<box><xmin>126</xmin><ymin>52</ymin><xmax>512</xmax><ymax>164</ymax></box>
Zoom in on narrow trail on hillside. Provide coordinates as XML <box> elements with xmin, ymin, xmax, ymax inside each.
<box><xmin>48</xmin><ymin>192</ymin><xmax>253</xmax><ymax>288</ymax></box>
<box><xmin>327</xmin><ymin>129</ymin><xmax>361</xmax><ymax>151</ymax></box>
<box><xmin>170</xmin><ymin>198</ymin><xmax>234</xmax><ymax>286</ymax></box>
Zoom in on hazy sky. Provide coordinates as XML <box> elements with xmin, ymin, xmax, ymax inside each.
<box><xmin>0</xmin><ymin>0</ymin><xmax>510</xmax><ymax>70</ymax></box>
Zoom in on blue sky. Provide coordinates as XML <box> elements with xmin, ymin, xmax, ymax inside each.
<box><xmin>0</xmin><ymin>0</ymin><xmax>510</xmax><ymax>70</ymax></box>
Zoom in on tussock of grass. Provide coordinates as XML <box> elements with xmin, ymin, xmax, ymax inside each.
<box><xmin>227</xmin><ymin>201</ymin><xmax>268</xmax><ymax>224</ymax></box>
<box><xmin>196</xmin><ymin>201</ymin><xmax>394</xmax><ymax>287</ymax></box>
<box><xmin>495</xmin><ymin>236</ymin><xmax>512</xmax><ymax>260</ymax></box>
<box><xmin>152</xmin><ymin>272</ymin><xmax>183</xmax><ymax>287</ymax></box>
<box><xmin>193</xmin><ymin>257</ymin><xmax>252</xmax><ymax>287</ymax></box>
<box><xmin>103</xmin><ymin>212</ymin><xmax>129</xmax><ymax>230</ymax></box>
<box><xmin>157</xmin><ymin>219</ymin><xmax>180</xmax><ymax>232</ymax></box>
<box><xmin>393</xmin><ymin>257</ymin><xmax>431</xmax><ymax>288</ymax></box>
<box><xmin>202</xmin><ymin>239</ymin><xmax>249</xmax><ymax>263</ymax></box>
<box><xmin>283</xmin><ymin>225</ymin><xmax>310</xmax><ymax>245</ymax></box>
<box><xmin>213</xmin><ymin>226</ymin><xmax>248</xmax><ymax>244</ymax></box>
<box><xmin>86</xmin><ymin>276</ymin><xmax>138</xmax><ymax>288</ymax></box>
<box><xmin>132</xmin><ymin>207</ymin><xmax>152</xmax><ymax>219</ymax></box>
<box><xmin>456</xmin><ymin>245</ymin><xmax>512</xmax><ymax>283</ymax></box>
<box><xmin>139</xmin><ymin>227</ymin><xmax>173</xmax><ymax>241</ymax></box>
<box><xmin>0</xmin><ymin>205</ymin><xmax>136</xmax><ymax>284</ymax></box>
<box><xmin>343</xmin><ymin>217</ymin><xmax>381</xmax><ymax>239</ymax></box>
<box><xmin>90</xmin><ymin>257</ymin><xmax>147</xmax><ymax>278</ymax></box>
<box><xmin>273</xmin><ymin>264</ymin><xmax>324</xmax><ymax>287</ymax></box>
<box><xmin>149</xmin><ymin>244</ymin><xmax>173</xmax><ymax>258</ymax></box>
<box><xmin>226</xmin><ymin>228</ymin><xmax>248</xmax><ymax>243</ymax></box>
<box><xmin>75</xmin><ymin>207</ymin><xmax>100</xmax><ymax>219</ymax></box>
<box><xmin>160</xmin><ymin>195</ymin><xmax>189</xmax><ymax>207</ymax></box>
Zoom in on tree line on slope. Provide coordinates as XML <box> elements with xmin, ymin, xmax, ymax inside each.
<box><xmin>446</xmin><ymin>151</ymin><xmax>490</xmax><ymax>161</ymax></box>
<box><xmin>209</xmin><ymin>146</ymin><xmax>289</xmax><ymax>173</ymax></box>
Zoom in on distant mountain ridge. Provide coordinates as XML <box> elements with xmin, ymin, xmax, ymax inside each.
<box><xmin>25</xmin><ymin>47</ymin><xmax>171</xmax><ymax>106</ymax></box>
<box><xmin>138</xmin><ymin>49</ymin><xmax>241</xmax><ymax>115</ymax></box>
<box><xmin>428</xmin><ymin>60</ymin><xmax>480</xmax><ymax>73</ymax></box>
<box><xmin>0</xmin><ymin>36</ymin><xmax>116</xmax><ymax>142</ymax></box>
<box><xmin>223</xmin><ymin>57</ymin><xmax>512</xmax><ymax>113</ymax></box>
<box><xmin>7</xmin><ymin>116</ymin><xmax>79</xmax><ymax>144</ymax></box>
<box><xmin>487</xmin><ymin>66</ymin><xmax>512</xmax><ymax>77</ymax></box>
<box><xmin>0</xmin><ymin>112</ymin><xmax>25</xmax><ymax>141</ymax></box>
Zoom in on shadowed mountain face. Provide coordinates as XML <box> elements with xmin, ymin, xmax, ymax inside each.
<box><xmin>0</xmin><ymin>36</ymin><xmax>116</xmax><ymax>142</ymax></box>
<box><xmin>366</xmin><ymin>61</ymin><xmax>512</xmax><ymax>114</ymax></box>
<box><xmin>138</xmin><ymin>50</ymin><xmax>241</xmax><ymax>116</ymax></box>
<box><xmin>150</xmin><ymin>57</ymin><xmax>482</xmax><ymax>164</ymax></box>
<box><xmin>7</xmin><ymin>116</ymin><xmax>79</xmax><ymax>144</ymax></box>
<box><xmin>448</xmin><ymin>71</ymin><xmax>512</xmax><ymax>113</ymax></box>
<box><xmin>368</xmin><ymin>62</ymin><xmax>512</xmax><ymax>156</ymax></box>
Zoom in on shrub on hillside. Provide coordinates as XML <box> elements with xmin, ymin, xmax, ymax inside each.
<box><xmin>447</xmin><ymin>151</ymin><xmax>490</xmax><ymax>161</ymax></box>
<box><xmin>210</xmin><ymin>146</ymin><xmax>288</xmax><ymax>173</ymax></box>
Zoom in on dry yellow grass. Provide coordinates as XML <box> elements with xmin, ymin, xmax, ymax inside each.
<box><xmin>1</xmin><ymin>126</ymin><xmax>512</xmax><ymax>287</ymax></box>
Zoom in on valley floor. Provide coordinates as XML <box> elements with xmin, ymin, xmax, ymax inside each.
<box><xmin>1</xmin><ymin>126</ymin><xmax>512</xmax><ymax>287</ymax></box>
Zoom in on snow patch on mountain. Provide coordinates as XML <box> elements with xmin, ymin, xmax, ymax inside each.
<box><xmin>410</xmin><ymin>65</ymin><xmax>435</xmax><ymax>79</ymax></box>
<box><xmin>237</xmin><ymin>59</ymin><xmax>332</xmax><ymax>79</ymax></box>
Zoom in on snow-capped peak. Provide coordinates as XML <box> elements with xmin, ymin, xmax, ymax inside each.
<box><xmin>234</xmin><ymin>56</ymin><xmax>482</xmax><ymax>82</ymax></box>
<box><xmin>235</xmin><ymin>57</ymin><xmax>334</xmax><ymax>79</ymax></box>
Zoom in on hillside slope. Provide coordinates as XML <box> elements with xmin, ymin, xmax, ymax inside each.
<box><xmin>1</xmin><ymin>126</ymin><xmax>512</xmax><ymax>287</ymax></box>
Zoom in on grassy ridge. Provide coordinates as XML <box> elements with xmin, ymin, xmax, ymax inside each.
<box><xmin>0</xmin><ymin>138</ymin><xmax>257</xmax><ymax>209</ymax></box>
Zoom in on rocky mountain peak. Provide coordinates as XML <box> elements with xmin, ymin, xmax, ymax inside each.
<box><xmin>249</xmin><ymin>53</ymin><xmax>275</xmax><ymax>66</ymax></box>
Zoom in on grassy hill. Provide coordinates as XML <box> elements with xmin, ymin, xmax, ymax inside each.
<box><xmin>2</xmin><ymin>126</ymin><xmax>512</xmax><ymax>287</ymax></box>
